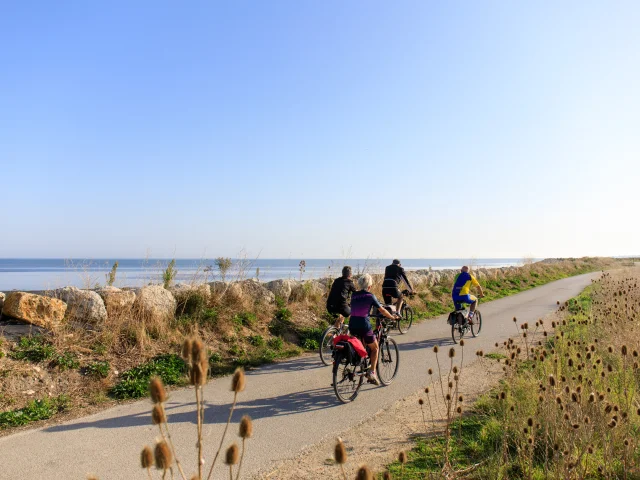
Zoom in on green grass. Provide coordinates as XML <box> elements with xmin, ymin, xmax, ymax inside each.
<box><xmin>10</xmin><ymin>336</ymin><xmax>56</xmax><ymax>363</ymax></box>
<box><xmin>0</xmin><ymin>395</ymin><xmax>70</xmax><ymax>429</ymax></box>
<box><xmin>109</xmin><ymin>354</ymin><xmax>187</xmax><ymax>400</ymax></box>
<box><xmin>484</xmin><ymin>352</ymin><xmax>506</xmax><ymax>360</ymax></box>
<box><xmin>86</xmin><ymin>360</ymin><xmax>111</xmax><ymax>378</ymax></box>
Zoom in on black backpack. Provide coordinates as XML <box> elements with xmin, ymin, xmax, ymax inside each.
<box><xmin>335</xmin><ymin>340</ymin><xmax>362</xmax><ymax>366</ymax></box>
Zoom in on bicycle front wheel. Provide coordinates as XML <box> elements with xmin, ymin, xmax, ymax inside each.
<box><xmin>471</xmin><ymin>310</ymin><xmax>482</xmax><ymax>337</ymax></box>
<box><xmin>333</xmin><ymin>354</ymin><xmax>364</xmax><ymax>403</ymax></box>
<box><xmin>397</xmin><ymin>306</ymin><xmax>414</xmax><ymax>334</ymax></box>
<box><xmin>377</xmin><ymin>337</ymin><xmax>400</xmax><ymax>385</ymax></box>
<box><xmin>320</xmin><ymin>326</ymin><xmax>338</xmax><ymax>366</ymax></box>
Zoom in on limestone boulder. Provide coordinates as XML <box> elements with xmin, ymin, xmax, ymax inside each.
<box><xmin>97</xmin><ymin>286</ymin><xmax>136</xmax><ymax>317</ymax></box>
<box><xmin>2</xmin><ymin>292</ymin><xmax>67</xmax><ymax>329</ymax></box>
<box><xmin>290</xmin><ymin>280</ymin><xmax>326</xmax><ymax>302</ymax></box>
<box><xmin>240</xmin><ymin>279</ymin><xmax>275</xmax><ymax>305</ymax></box>
<box><xmin>52</xmin><ymin>286</ymin><xmax>107</xmax><ymax>325</ymax></box>
<box><xmin>265</xmin><ymin>279</ymin><xmax>293</xmax><ymax>302</ymax></box>
<box><xmin>133</xmin><ymin>285</ymin><xmax>176</xmax><ymax>323</ymax></box>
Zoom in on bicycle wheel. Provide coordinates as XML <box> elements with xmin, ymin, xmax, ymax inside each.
<box><xmin>377</xmin><ymin>337</ymin><xmax>400</xmax><ymax>385</ymax></box>
<box><xmin>471</xmin><ymin>310</ymin><xmax>482</xmax><ymax>337</ymax></box>
<box><xmin>333</xmin><ymin>353</ymin><xmax>364</xmax><ymax>403</ymax></box>
<box><xmin>319</xmin><ymin>326</ymin><xmax>338</xmax><ymax>366</ymax></box>
<box><xmin>451</xmin><ymin>314</ymin><xmax>465</xmax><ymax>344</ymax></box>
<box><xmin>397</xmin><ymin>306</ymin><xmax>414</xmax><ymax>334</ymax></box>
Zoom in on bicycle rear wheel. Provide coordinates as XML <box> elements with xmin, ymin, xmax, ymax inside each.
<box><xmin>320</xmin><ymin>326</ymin><xmax>338</xmax><ymax>366</ymax></box>
<box><xmin>397</xmin><ymin>306</ymin><xmax>414</xmax><ymax>334</ymax></box>
<box><xmin>471</xmin><ymin>310</ymin><xmax>482</xmax><ymax>337</ymax></box>
<box><xmin>451</xmin><ymin>315</ymin><xmax>465</xmax><ymax>344</ymax></box>
<box><xmin>377</xmin><ymin>337</ymin><xmax>400</xmax><ymax>385</ymax></box>
<box><xmin>333</xmin><ymin>354</ymin><xmax>364</xmax><ymax>403</ymax></box>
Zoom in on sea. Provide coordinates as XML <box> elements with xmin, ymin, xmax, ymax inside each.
<box><xmin>0</xmin><ymin>258</ymin><xmax>526</xmax><ymax>292</ymax></box>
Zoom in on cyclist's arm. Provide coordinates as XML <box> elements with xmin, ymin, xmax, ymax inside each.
<box><xmin>372</xmin><ymin>295</ymin><xmax>395</xmax><ymax>319</ymax></box>
<box><xmin>400</xmin><ymin>268</ymin><xmax>413</xmax><ymax>292</ymax></box>
<box><xmin>471</xmin><ymin>275</ymin><xmax>484</xmax><ymax>296</ymax></box>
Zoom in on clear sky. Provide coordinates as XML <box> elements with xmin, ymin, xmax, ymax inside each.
<box><xmin>1</xmin><ymin>1</ymin><xmax>639</xmax><ymax>259</ymax></box>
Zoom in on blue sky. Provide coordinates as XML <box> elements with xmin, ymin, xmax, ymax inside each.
<box><xmin>1</xmin><ymin>1</ymin><xmax>638</xmax><ymax>259</ymax></box>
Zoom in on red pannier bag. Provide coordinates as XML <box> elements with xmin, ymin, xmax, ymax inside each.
<box><xmin>332</xmin><ymin>334</ymin><xmax>367</xmax><ymax>358</ymax></box>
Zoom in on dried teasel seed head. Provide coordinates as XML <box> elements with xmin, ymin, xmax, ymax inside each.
<box><xmin>334</xmin><ymin>438</ymin><xmax>347</xmax><ymax>464</ymax></box>
<box><xmin>448</xmin><ymin>348</ymin><xmax>456</xmax><ymax>358</ymax></box>
<box><xmin>149</xmin><ymin>377</ymin><xmax>167</xmax><ymax>404</ymax></box>
<box><xmin>527</xmin><ymin>418</ymin><xmax>533</xmax><ymax>427</ymax></box>
<box><xmin>191</xmin><ymin>339</ymin><xmax>205</xmax><ymax>364</ymax></box>
<box><xmin>151</xmin><ymin>404</ymin><xmax>166</xmax><ymax>425</ymax></box>
<box><xmin>224</xmin><ymin>443</ymin><xmax>239</xmax><ymax>466</ymax></box>
<box><xmin>622</xmin><ymin>345</ymin><xmax>628</xmax><ymax>356</ymax></box>
<box><xmin>383</xmin><ymin>473</ymin><xmax>391</xmax><ymax>480</ymax></box>
<box><xmin>154</xmin><ymin>441</ymin><xmax>173</xmax><ymax>470</ymax></box>
<box><xmin>456</xmin><ymin>406</ymin><xmax>462</xmax><ymax>414</ymax></box>
<box><xmin>355</xmin><ymin>465</ymin><xmax>374</xmax><ymax>480</ymax></box>
<box><xmin>398</xmin><ymin>451</ymin><xmax>408</xmax><ymax>464</ymax></box>
<box><xmin>428</xmin><ymin>368</ymin><xmax>433</xmax><ymax>375</ymax></box>
<box><xmin>418</xmin><ymin>398</ymin><xmax>424</xmax><ymax>405</ymax></box>
<box><xmin>425</xmin><ymin>387</ymin><xmax>430</xmax><ymax>394</ymax></box>
<box><xmin>459</xmin><ymin>339</ymin><xmax>465</xmax><ymax>347</ymax></box>
<box><xmin>453</xmin><ymin>366</ymin><xmax>458</xmax><ymax>374</ymax></box>
<box><xmin>458</xmin><ymin>395</ymin><xmax>463</xmax><ymax>402</ymax></box>
<box><xmin>433</xmin><ymin>346</ymin><xmax>439</xmax><ymax>353</ymax></box>
<box><xmin>182</xmin><ymin>338</ymin><xmax>193</xmax><ymax>361</ymax></box>
<box><xmin>141</xmin><ymin>446</ymin><xmax>154</xmax><ymax>469</ymax></box>
<box><xmin>232</xmin><ymin>368</ymin><xmax>246</xmax><ymax>393</ymax></box>
<box><xmin>239</xmin><ymin>415</ymin><xmax>253</xmax><ymax>439</ymax></box>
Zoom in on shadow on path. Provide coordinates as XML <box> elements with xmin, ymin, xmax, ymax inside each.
<box><xmin>44</xmin><ymin>385</ymin><xmax>346</xmax><ymax>433</ymax></box>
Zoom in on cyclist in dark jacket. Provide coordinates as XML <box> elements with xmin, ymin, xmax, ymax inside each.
<box><xmin>382</xmin><ymin>259</ymin><xmax>414</xmax><ymax>314</ymax></box>
<box><xmin>326</xmin><ymin>266</ymin><xmax>357</xmax><ymax>328</ymax></box>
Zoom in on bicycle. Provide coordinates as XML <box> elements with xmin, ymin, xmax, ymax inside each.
<box><xmin>332</xmin><ymin>315</ymin><xmax>400</xmax><ymax>403</ymax></box>
<box><xmin>448</xmin><ymin>296</ymin><xmax>483</xmax><ymax>344</ymax></box>
<box><xmin>382</xmin><ymin>289</ymin><xmax>415</xmax><ymax>334</ymax></box>
<box><xmin>319</xmin><ymin>322</ymin><xmax>349</xmax><ymax>366</ymax></box>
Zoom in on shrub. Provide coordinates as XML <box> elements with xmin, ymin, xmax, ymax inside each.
<box><xmin>302</xmin><ymin>338</ymin><xmax>319</xmax><ymax>350</ymax></box>
<box><xmin>0</xmin><ymin>395</ymin><xmax>70</xmax><ymax>429</ymax></box>
<box><xmin>10</xmin><ymin>336</ymin><xmax>56</xmax><ymax>363</ymax></box>
<box><xmin>267</xmin><ymin>337</ymin><xmax>284</xmax><ymax>351</ymax></box>
<box><xmin>86</xmin><ymin>360</ymin><xmax>110</xmax><ymax>378</ymax></box>
<box><xmin>248</xmin><ymin>335</ymin><xmax>264</xmax><ymax>347</ymax></box>
<box><xmin>162</xmin><ymin>259</ymin><xmax>177</xmax><ymax>289</ymax></box>
<box><xmin>52</xmin><ymin>352</ymin><xmax>80</xmax><ymax>371</ymax></box>
<box><xmin>176</xmin><ymin>293</ymin><xmax>206</xmax><ymax>317</ymax></box>
<box><xmin>233</xmin><ymin>312</ymin><xmax>257</xmax><ymax>329</ymax></box>
<box><xmin>269</xmin><ymin>307</ymin><xmax>293</xmax><ymax>336</ymax></box>
<box><xmin>109</xmin><ymin>354</ymin><xmax>187</xmax><ymax>400</ymax></box>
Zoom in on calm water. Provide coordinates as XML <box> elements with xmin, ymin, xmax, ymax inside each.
<box><xmin>0</xmin><ymin>258</ymin><xmax>525</xmax><ymax>291</ymax></box>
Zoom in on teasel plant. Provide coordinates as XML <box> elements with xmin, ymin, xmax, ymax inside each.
<box><xmin>89</xmin><ymin>336</ymin><xmax>252</xmax><ymax>480</ymax></box>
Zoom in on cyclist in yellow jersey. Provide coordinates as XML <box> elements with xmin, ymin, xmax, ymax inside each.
<box><xmin>451</xmin><ymin>266</ymin><xmax>484</xmax><ymax>324</ymax></box>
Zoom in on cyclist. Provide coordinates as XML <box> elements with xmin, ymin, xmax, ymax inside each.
<box><xmin>382</xmin><ymin>259</ymin><xmax>414</xmax><ymax>314</ymax></box>
<box><xmin>349</xmin><ymin>273</ymin><xmax>396</xmax><ymax>385</ymax></box>
<box><xmin>451</xmin><ymin>266</ymin><xmax>485</xmax><ymax>324</ymax></box>
<box><xmin>326</xmin><ymin>266</ymin><xmax>357</xmax><ymax>329</ymax></box>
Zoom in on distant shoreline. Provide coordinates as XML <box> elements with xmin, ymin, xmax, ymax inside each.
<box><xmin>0</xmin><ymin>257</ymin><xmax>529</xmax><ymax>292</ymax></box>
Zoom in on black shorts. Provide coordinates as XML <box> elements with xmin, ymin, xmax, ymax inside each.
<box><xmin>348</xmin><ymin>325</ymin><xmax>376</xmax><ymax>345</ymax></box>
<box><xmin>327</xmin><ymin>304</ymin><xmax>351</xmax><ymax>319</ymax></box>
<box><xmin>382</xmin><ymin>287</ymin><xmax>402</xmax><ymax>305</ymax></box>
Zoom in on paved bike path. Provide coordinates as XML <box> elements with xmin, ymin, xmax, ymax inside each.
<box><xmin>0</xmin><ymin>273</ymin><xmax>598</xmax><ymax>479</ymax></box>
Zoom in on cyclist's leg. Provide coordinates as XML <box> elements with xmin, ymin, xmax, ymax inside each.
<box><xmin>468</xmin><ymin>295</ymin><xmax>478</xmax><ymax>313</ymax></box>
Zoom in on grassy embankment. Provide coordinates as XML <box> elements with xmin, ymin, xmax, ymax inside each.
<box><xmin>384</xmin><ymin>268</ymin><xmax>640</xmax><ymax>478</ymax></box>
<box><xmin>0</xmin><ymin>257</ymin><xmax>619</xmax><ymax>430</ymax></box>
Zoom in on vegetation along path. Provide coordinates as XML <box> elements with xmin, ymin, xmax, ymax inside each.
<box><xmin>0</xmin><ymin>273</ymin><xmax>600</xmax><ymax>479</ymax></box>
